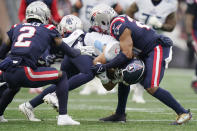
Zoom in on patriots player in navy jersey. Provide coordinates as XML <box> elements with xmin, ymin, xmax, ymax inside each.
<box><xmin>185</xmin><ymin>0</ymin><xmax>197</xmax><ymax>93</ymax></box>
<box><xmin>90</xmin><ymin>4</ymin><xmax>192</xmax><ymax>125</ymax></box>
<box><xmin>17</xmin><ymin>15</ymin><xmax>96</xmax><ymax>120</ymax></box>
<box><xmin>0</xmin><ymin>1</ymin><xmax>81</xmax><ymax>125</ymax></box>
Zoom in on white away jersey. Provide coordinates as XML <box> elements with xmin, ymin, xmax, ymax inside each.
<box><xmin>84</xmin><ymin>32</ymin><xmax>120</xmax><ymax>61</ymax></box>
<box><xmin>63</xmin><ymin>29</ymin><xmax>120</xmax><ymax>61</ymax></box>
<box><xmin>134</xmin><ymin>0</ymin><xmax>178</xmax><ymax>25</ymax></box>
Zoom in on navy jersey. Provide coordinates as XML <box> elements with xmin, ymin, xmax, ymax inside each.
<box><xmin>7</xmin><ymin>22</ymin><xmax>60</xmax><ymax>68</ymax></box>
<box><xmin>110</xmin><ymin>15</ymin><xmax>172</xmax><ymax>55</ymax></box>
<box><xmin>186</xmin><ymin>0</ymin><xmax>197</xmax><ymax>30</ymax></box>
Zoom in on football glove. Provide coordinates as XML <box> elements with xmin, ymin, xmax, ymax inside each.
<box><xmin>91</xmin><ymin>63</ymin><xmax>106</xmax><ymax>75</ymax></box>
<box><xmin>97</xmin><ymin>71</ymin><xmax>110</xmax><ymax>85</ymax></box>
<box><xmin>148</xmin><ymin>16</ymin><xmax>162</xmax><ymax>29</ymax></box>
<box><xmin>38</xmin><ymin>54</ymin><xmax>56</xmax><ymax>67</ymax></box>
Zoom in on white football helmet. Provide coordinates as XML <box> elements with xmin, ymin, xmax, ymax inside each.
<box><xmin>26</xmin><ymin>1</ymin><xmax>51</xmax><ymax>24</ymax></box>
<box><xmin>90</xmin><ymin>4</ymin><xmax>117</xmax><ymax>33</ymax></box>
<box><xmin>58</xmin><ymin>15</ymin><xmax>83</xmax><ymax>35</ymax></box>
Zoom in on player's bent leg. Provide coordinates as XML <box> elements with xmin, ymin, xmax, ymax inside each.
<box><xmin>0</xmin><ymin>87</ymin><xmax>20</xmax><ymax>120</ymax></box>
<box><xmin>56</xmin><ymin>71</ymin><xmax>80</xmax><ymax>125</ymax></box>
<box><xmin>19</xmin><ymin>102</ymin><xmax>41</xmax><ymax>121</ymax></box>
<box><xmin>146</xmin><ymin>86</ymin><xmax>192</xmax><ymax>125</ymax></box>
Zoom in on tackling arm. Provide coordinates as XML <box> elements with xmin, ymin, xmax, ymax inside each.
<box><xmin>104</xmin><ymin>28</ymin><xmax>133</xmax><ymax>69</ymax></box>
<box><xmin>54</xmin><ymin>37</ymin><xmax>81</xmax><ymax>58</ymax></box>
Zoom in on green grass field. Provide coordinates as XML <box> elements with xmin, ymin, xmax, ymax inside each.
<box><xmin>0</xmin><ymin>68</ymin><xmax>197</xmax><ymax>131</ymax></box>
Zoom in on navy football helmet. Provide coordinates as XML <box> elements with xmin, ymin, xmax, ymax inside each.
<box><xmin>121</xmin><ymin>59</ymin><xmax>145</xmax><ymax>85</ymax></box>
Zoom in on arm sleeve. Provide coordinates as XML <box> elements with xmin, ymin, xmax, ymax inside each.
<box><xmin>51</xmin><ymin>0</ymin><xmax>62</xmax><ymax>23</ymax></box>
<box><xmin>18</xmin><ymin>0</ymin><xmax>27</xmax><ymax>22</ymax></box>
<box><xmin>110</xmin><ymin>16</ymin><xmax>127</xmax><ymax>41</ymax></box>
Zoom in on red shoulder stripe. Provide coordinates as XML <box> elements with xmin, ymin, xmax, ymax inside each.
<box><xmin>11</xmin><ymin>24</ymin><xmax>19</xmax><ymax>28</ymax></box>
<box><xmin>44</xmin><ymin>24</ymin><xmax>56</xmax><ymax>30</ymax></box>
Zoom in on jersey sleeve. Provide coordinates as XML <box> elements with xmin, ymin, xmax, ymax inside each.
<box><xmin>110</xmin><ymin>16</ymin><xmax>127</xmax><ymax>40</ymax></box>
<box><xmin>44</xmin><ymin>24</ymin><xmax>61</xmax><ymax>38</ymax></box>
<box><xmin>7</xmin><ymin>24</ymin><xmax>19</xmax><ymax>41</ymax></box>
<box><xmin>186</xmin><ymin>0</ymin><xmax>197</xmax><ymax>15</ymax></box>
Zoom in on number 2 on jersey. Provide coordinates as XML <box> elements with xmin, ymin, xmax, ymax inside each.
<box><xmin>14</xmin><ymin>26</ymin><xmax>36</xmax><ymax>47</ymax></box>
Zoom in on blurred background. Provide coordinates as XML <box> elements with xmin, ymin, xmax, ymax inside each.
<box><xmin>0</xmin><ymin>0</ymin><xmax>195</xmax><ymax>69</ymax></box>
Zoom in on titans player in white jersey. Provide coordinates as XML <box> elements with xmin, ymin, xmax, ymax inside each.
<box><xmin>127</xmin><ymin>0</ymin><xmax>177</xmax><ymax>32</ymax></box>
<box><xmin>71</xmin><ymin>0</ymin><xmax>122</xmax><ymax>95</ymax></box>
<box><xmin>125</xmin><ymin>0</ymin><xmax>178</xmax><ymax>103</ymax></box>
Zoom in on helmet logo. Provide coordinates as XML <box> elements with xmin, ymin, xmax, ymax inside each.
<box><xmin>66</xmin><ymin>18</ymin><xmax>73</xmax><ymax>25</ymax></box>
<box><xmin>126</xmin><ymin>63</ymin><xmax>143</xmax><ymax>73</ymax></box>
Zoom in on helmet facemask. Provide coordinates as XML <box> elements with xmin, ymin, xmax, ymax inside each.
<box><xmin>90</xmin><ymin>4</ymin><xmax>117</xmax><ymax>34</ymax></box>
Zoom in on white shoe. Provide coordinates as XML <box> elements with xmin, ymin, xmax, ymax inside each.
<box><xmin>131</xmin><ymin>84</ymin><xmax>146</xmax><ymax>104</ymax></box>
<box><xmin>97</xmin><ymin>88</ymin><xmax>108</xmax><ymax>95</ymax></box>
<box><xmin>43</xmin><ymin>93</ymin><xmax>59</xmax><ymax>112</ymax></box>
<box><xmin>132</xmin><ymin>96</ymin><xmax>146</xmax><ymax>104</ymax></box>
<box><xmin>19</xmin><ymin>102</ymin><xmax>41</xmax><ymax>121</ymax></box>
<box><xmin>0</xmin><ymin>115</ymin><xmax>8</xmax><ymax>122</ymax></box>
<box><xmin>57</xmin><ymin>115</ymin><xmax>80</xmax><ymax>125</ymax></box>
<box><xmin>79</xmin><ymin>88</ymin><xmax>91</xmax><ymax>95</ymax></box>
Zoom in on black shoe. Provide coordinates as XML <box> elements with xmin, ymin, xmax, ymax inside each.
<box><xmin>99</xmin><ymin>113</ymin><xmax>126</xmax><ymax>122</ymax></box>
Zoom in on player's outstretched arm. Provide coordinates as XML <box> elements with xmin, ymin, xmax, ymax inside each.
<box><xmin>54</xmin><ymin>37</ymin><xmax>81</xmax><ymax>58</ymax></box>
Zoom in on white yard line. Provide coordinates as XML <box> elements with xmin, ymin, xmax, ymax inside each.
<box><xmin>4</xmin><ymin>118</ymin><xmax>197</xmax><ymax>122</ymax></box>
<box><xmin>6</xmin><ymin>106</ymin><xmax>197</xmax><ymax>112</ymax></box>
<box><xmin>13</xmin><ymin>98</ymin><xmax>197</xmax><ymax>103</ymax></box>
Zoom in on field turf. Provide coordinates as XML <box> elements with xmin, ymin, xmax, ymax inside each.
<box><xmin>0</xmin><ymin>68</ymin><xmax>197</xmax><ymax>131</ymax></box>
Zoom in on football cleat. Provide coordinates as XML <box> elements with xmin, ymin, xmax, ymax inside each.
<box><xmin>191</xmin><ymin>80</ymin><xmax>197</xmax><ymax>94</ymax></box>
<box><xmin>0</xmin><ymin>115</ymin><xmax>8</xmax><ymax>122</ymax></box>
<box><xmin>57</xmin><ymin>115</ymin><xmax>80</xmax><ymax>125</ymax></box>
<box><xmin>171</xmin><ymin>110</ymin><xmax>192</xmax><ymax>125</ymax></box>
<box><xmin>19</xmin><ymin>102</ymin><xmax>41</xmax><ymax>121</ymax></box>
<box><xmin>43</xmin><ymin>93</ymin><xmax>59</xmax><ymax>112</ymax></box>
<box><xmin>99</xmin><ymin>113</ymin><xmax>126</xmax><ymax>122</ymax></box>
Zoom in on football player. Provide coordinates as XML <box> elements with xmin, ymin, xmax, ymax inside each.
<box><xmin>185</xmin><ymin>0</ymin><xmax>197</xmax><ymax>93</ymax></box>
<box><xmin>17</xmin><ymin>14</ymin><xmax>121</xmax><ymax>121</ymax></box>
<box><xmin>127</xmin><ymin>0</ymin><xmax>177</xmax><ymax>32</ymax></box>
<box><xmin>125</xmin><ymin>0</ymin><xmax>178</xmax><ymax>103</ymax></box>
<box><xmin>0</xmin><ymin>1</ymin><xmax>82</xmax><ymax>125</ymax></box>
<box><xmin>90</xmin><ymin>4</ymin><xmax>192</xmax><ymax>125</ymax></box>
<box><xmin>71</xmin><ymin>0</ymin><xmax>123</xmax><ymax>95</ymax></box>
